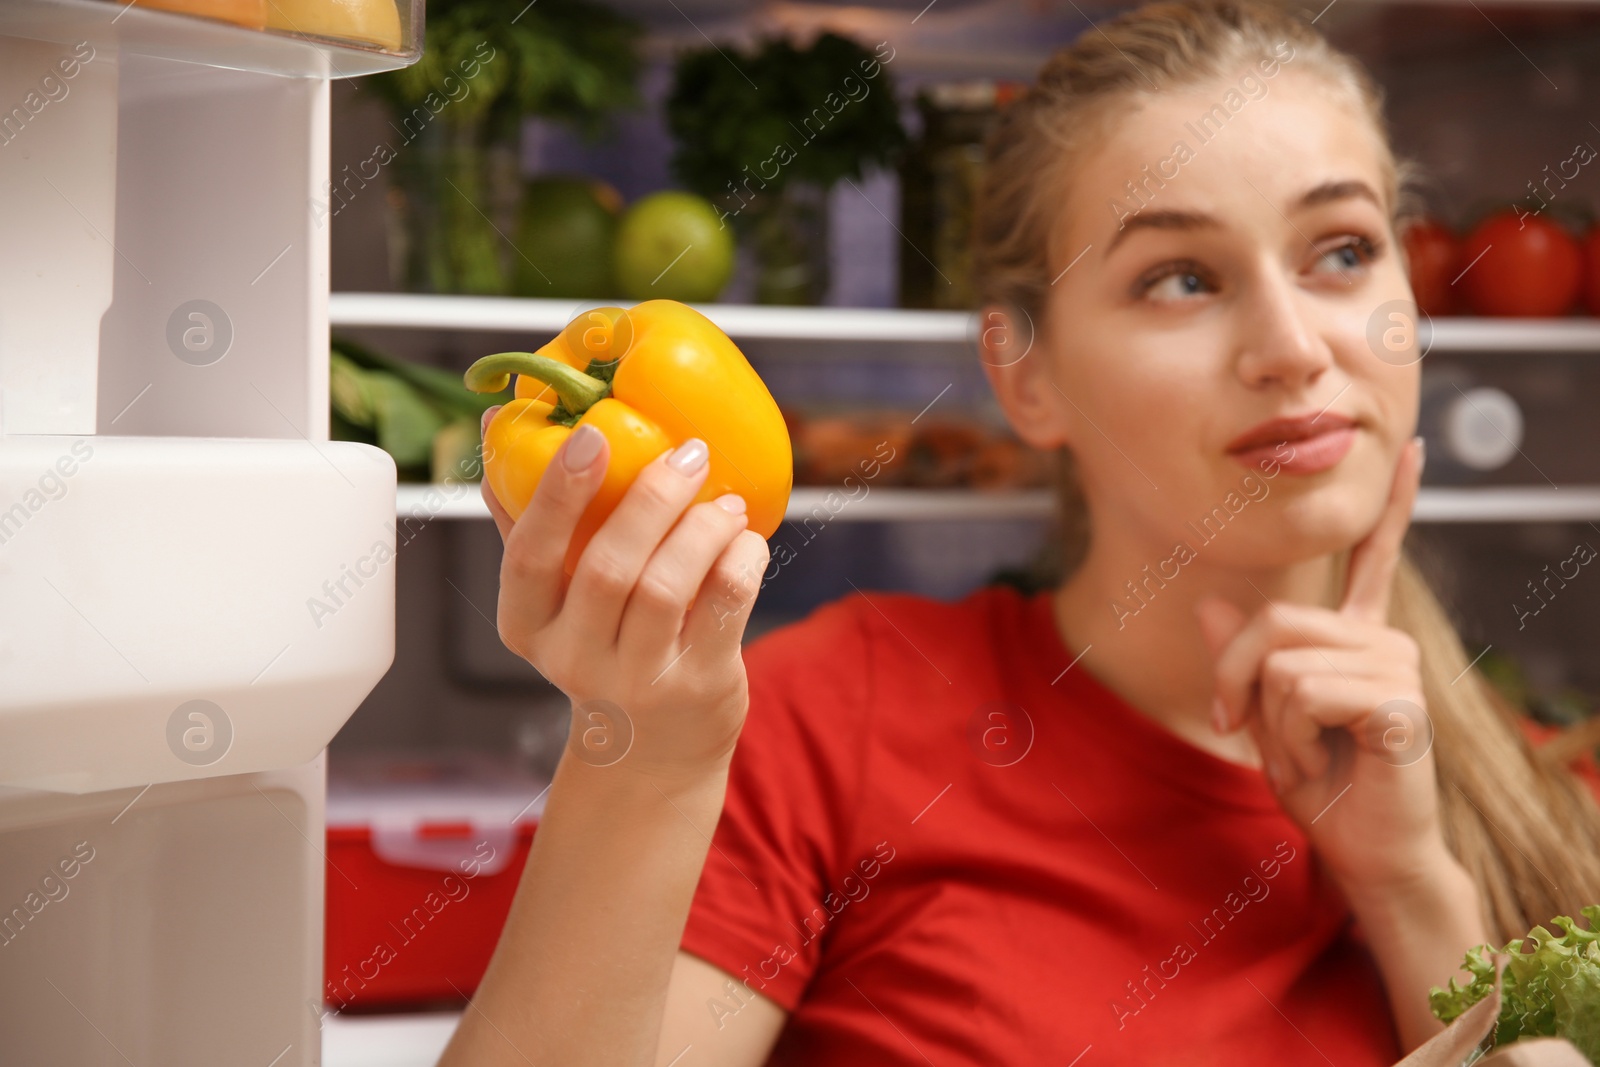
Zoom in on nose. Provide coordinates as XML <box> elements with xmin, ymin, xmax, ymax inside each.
<box><xmin>1232</xmin><ymin>271</ymin><xmax>1334</xmax><ymax>392</ymax></box>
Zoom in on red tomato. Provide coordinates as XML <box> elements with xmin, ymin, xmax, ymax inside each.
<box><xmin>1401</xmin><ymin>217</ymin><xmax>1459</xmax><ymax>317</ymax></box>
<box><xmin>1585</xmin><ymin>227</ymin><xmax>1600</xmax><ymax>316</ymax></box>
<box><xmin>1459</xmin><ymin>211</ymin><xmax>1583</xmax><ymax>317</ymax></box>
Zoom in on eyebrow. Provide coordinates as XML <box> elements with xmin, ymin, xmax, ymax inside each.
<box><xmin>1104</xmin><ymin>208</ymin><xmax>1218</xmax><ymax>254</ymax></box>
<box><xmin>1101</xmin><ymin>178</ymin><xmax>1385</xmax><ymax>256</ymax></box>
<box><xmin>1298</xmin><ymin>178</ymin><xmax>1383</xmax><ymax>211</ymax></box>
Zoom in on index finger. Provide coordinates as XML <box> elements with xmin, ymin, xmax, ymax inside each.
<box><xmin>1339</xmin><ymin>436</ymin><xmax>1423</xmax><ymax>623</ymax></box>
<box><xmin>499</xmin><ymin>425</ymin><xmax>609</xmax><ymax>625</ymax></box>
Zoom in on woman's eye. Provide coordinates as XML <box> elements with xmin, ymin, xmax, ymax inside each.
<box><xmin>1138</xmin><ymin>265</ymin><xmax>1214</xmax><ymax>300</ymax></box>
<box><xmin>1312</xmin><ymin>237</ymin><xmax>1379</xmax><ymax>276</ymax></box>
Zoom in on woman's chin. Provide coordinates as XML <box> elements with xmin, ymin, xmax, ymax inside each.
<box><xmin>1240</xmin><ymin>482</ymin><xmax>1391</xmax><ymax>564</ymax></box>
<box><xmin>1150</xmin><ymin>474</ymin><xmax>1387</xmax><ymax>572</ymax></box>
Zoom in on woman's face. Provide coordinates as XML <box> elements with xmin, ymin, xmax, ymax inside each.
<box><xmin>1016</xmin><ymin>68</ymin><xmax>1419</xmax><ymax>570</ymax></box>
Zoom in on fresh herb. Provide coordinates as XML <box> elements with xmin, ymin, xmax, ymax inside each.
<box><xmin>367</xmin><ymin>0</ymin><xmax>643</xmax><ymax>144</ymax></box>
<box><xmin>330</xmin><ymin>338</ymin><xmax>510</xmax><ymax>481</ymax></box>
<box><xmin>665</xmin><ymin>32</ymin><xmax>906</xmax><ymax>203</ymax></box>
<box><xmin>334</xmin><ymin>335</ymin><xmax>507</xmax><ymax>420</ymax></box>
<box><xmin>330</xmin><ymin>349</ymin><xmax>445</xmax><ymax>469</ymax></box>
<box><xmin>1430</xmin><ymin>905</ymin><xmax>1600</xmax><ymax>1062</ymax></box>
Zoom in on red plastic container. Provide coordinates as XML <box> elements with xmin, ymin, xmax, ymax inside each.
<box><xmin>324</xmin><ymin>753</ymin><xmax>549</xmax><ymax>1011</ymax></box>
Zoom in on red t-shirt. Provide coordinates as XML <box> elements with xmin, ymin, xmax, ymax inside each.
<box><xmin>680</xmin><ymin>584</ymin><xmax>1409</xmax><ymax>1066</ymax></box>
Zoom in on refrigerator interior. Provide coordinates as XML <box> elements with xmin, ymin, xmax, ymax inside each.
<box><xmin>315</xmin><ymin>0</ymin><xmax>1600</xmax><ymax>1045</ymax></box>
<box><xmin>325</xmin><ymin>0</ymin><xmax>1600</xmax><ymax>765</ymax></box>
<box><xmin>3</xmin><ymin>0</ymin><xmax>1590</xmax><ymax>1064</ymax></box>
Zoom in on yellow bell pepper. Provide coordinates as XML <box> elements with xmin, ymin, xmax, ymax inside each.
<box><xmin>464</xmin><ymin>300</ymin><xmax>793</xmax><ymax>575</ymax></box>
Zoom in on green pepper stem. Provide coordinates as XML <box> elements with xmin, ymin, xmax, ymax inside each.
<box><xmin>463</xmin><ymin>352</ymin><xmax>609</xmax><ymax>415</ymax></box>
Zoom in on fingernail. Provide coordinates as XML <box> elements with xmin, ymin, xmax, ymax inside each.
<box><xmin>667</xmin><ymin>438</ymin><xmax>709</xmax><ymax>476</ymax></box>
<box><xmin>481</xmin><ymin>405</ymin><xmax>502</xmax><ymax>435</ymax></box>
<box><xmin>714</xmin><ymin>493</ymin><xmax>746</xmax><ymax>515</ymax></box>
<box><xmin>561</xmin><ymin>424</ymin><xmax>604</xmax><ymax>472</ymax></box>
<box><xmin>1211</xmin><ymin>697</ymin><xmax>1229</xmax><ymax>734</ymax></box>
<box><xmin>1414</xmin><ymin>435</ymin><xmax>1427</xmax><ymax>474</ymax></box>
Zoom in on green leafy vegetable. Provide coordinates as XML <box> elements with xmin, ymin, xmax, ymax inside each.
<box><xmin>1431</xmin><ymin>904</ymin><xmax>1600</xmax><ymax>1062</ymax></box>
<box><xmin>333</xmin><ymin>336</ymin><xmax>506</xmax><ymax>421</ymax></box>
<box><xmin>330</xmin><ymin>351</ymin><xmax>445</xmax><ymax>468</ymax></box>
<box><xmin>665</xmin><ymin>32</ymin><xmax>906</xmax><ymax>203</ymax></box>
<box><xmin>330</xmin><ymin>339</ymin><xmax>510</xmax><ymax>481</ymax></box>
<box><xmin>330</xmin><ymin>349</ymin><xmax>376</xmax><ymax>429</ymax></box>
<box><xmin>431</xmin><ymin>418</ymin><xmax>484</xmax><ymax>486</ymax></box>
<box><xmin>367</xmin><ymin>1</ymin><xmax>640</xmax><ymax>296</ymax></box>
<box><xmin>366</xmin><ymin>0</ymin><xmax>643</xmax><ymax>144</ymax></box>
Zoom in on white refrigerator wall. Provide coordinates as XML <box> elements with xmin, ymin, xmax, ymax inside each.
<box><xmin>0</xmin><ymin>761</ymin><xmax>327</xmax><ymax>1067</ymax></box>
<box><xmin>0</xmin><ymin>13</ymin><xmax>402</xmax><ymax>1066</ymax></box>
<box><xmin>0</xmin><ymin>33</ymin><xmax>116</xmax><ymax>436</ymax></box>
<box><xmin>97</xmin><ymin>52</ymin><xmax>330</xmax><ymax>440</ymax></box>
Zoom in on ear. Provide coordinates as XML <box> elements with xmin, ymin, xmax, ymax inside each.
<box><xmin>977</xmin><ymin>303</ymin><xmax>1071</xmax><ymax>451</ymax></box>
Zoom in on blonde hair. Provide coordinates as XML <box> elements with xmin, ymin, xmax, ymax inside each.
<box><xmin>973</xmin><ymin>0</ymin><xmax>1600</xmax><ymax>945</ymax></box>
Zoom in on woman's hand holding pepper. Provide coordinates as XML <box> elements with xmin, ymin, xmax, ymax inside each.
<box><xmin>1195</xmin><ymin>438</ymin><xmax>1489</xmax><ymax>1050</ymax></box>
<box><xmin>441</xmin><ymin>411</ymin><xmax>774</xmax><ymax>1067</ymax></box>
<box><xmin>481</xmin><ymin>407</ymin><xmax>771</xmax><ymax>784</ymax></box>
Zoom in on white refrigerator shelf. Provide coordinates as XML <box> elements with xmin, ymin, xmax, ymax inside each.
<box><xmin>331</xmin><ymin>292</ymin><xmax>972</xmax><ymax>343</ymax></box>
<box><xmin>395</xmin><ymin>484</ymin><xmax>1600</xmax><ymax>526</ymax></box>
<box><xmin>2</xmin><ymin>0</ymin><xmax>417</xmax><ymax>79</ymax></box>
<box><xmin>330</xmin><ymin>293</ymin><xmax>1600</xmax><ymax>352</ymax></box>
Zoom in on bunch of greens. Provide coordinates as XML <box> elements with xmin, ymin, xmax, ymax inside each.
<box><xmin>665</xmin><ymin>32</ymin><xmax>906</xmax><ymax>201</ymax></box>
<box><xmin>367</xmin><ymin>0</ymin><xmax>643</xmax><ymax>144</ymax></box>
<box><xmin>330</xmin><ymin>337</ymin><xmax>509</xmax><ymax>483</ymax></box>
<box><xmin>1430</xmin><ymin>905</ymin><xmax>1600</xmax><ymax>1062</ymax></box>
<box><xmin>367</xmin><ymin>0</ymin><xmax>640</xmax><ymax>296</ymax></box>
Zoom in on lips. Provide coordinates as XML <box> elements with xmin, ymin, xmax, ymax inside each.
<box><xmin>1225</xmin><ymin>412</ymin><xmax>1358</xmax><ymax>476</ymax></box>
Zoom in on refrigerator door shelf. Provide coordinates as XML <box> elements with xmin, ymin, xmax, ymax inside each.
<box><xmin>0</xmin><ymin>0</ymin><xmax>424</xmax><ymax>79</ymax></box>
<box><xmin>0</xmin><ymin>435</ymin><xmax>396</xmax><ymax>794</ymax></box>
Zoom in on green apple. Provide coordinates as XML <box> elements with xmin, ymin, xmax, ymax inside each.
<box><xmin>614</xmin><ymin>190</ymin><xmax>735</xmax><ymax>303</ymax></box>
<box><xmin>514</xmin><ymin>175</ymin><xmax>623</xmax><ymax>299</ymax></box>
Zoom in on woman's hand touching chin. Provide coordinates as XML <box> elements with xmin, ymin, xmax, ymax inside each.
<box><xmin>1195</xmin><ymin>437</ymin><xmax>1488</xmax><ymax>1051</ymax></box>
<box><xmin>1195</xmin><ymin>437</ymin><xmax>1441</xmax><ymax>894</ymax></box>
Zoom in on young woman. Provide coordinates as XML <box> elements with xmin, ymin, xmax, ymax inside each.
<box><xmin>440</xmin><ymin>2</ymin><xmax>1600</xmax><ymax>1064</ymax></box>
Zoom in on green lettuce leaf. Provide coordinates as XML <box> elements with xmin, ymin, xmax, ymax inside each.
<box><xmin>1430</xmin><ymin>904</ymin><xmax>1600</xmax><ymax>1063</ymax></box>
